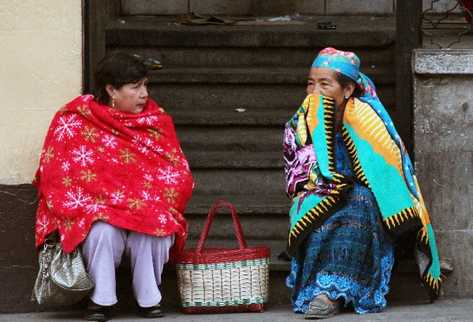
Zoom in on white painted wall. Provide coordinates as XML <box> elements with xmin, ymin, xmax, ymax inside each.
<box><xmin>0</xmin><ymin>0</ymin><xmax>83</xmax><ymax>184</ymax></box>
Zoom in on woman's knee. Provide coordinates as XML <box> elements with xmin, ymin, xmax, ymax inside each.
<box><xmin>87</xmin><ymin>221</ymin><xmax>126</xmax><ymax>246</ymax></box>
<box><xmin>127</xmin><ymin>232</ymin><xmax>173</xmax><ymax>256</ymax></box>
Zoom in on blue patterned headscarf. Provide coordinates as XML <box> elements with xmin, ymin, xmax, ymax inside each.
<box><xmin>312</xmin><ymin>47</ymin><xmax>361</xmax><ymax>82</ymax></box>
<box><xmin>312</xmin><ymin>47</ymin><xmax>378</xmax><ymax>100</ymax></box>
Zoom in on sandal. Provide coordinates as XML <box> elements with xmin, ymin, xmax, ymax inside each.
<box><xmin>304</xmin><ymin>295</ymin><xmax>341</xmax><ymax>319</ymax></box>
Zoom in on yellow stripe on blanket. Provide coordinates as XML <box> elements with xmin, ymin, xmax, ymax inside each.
<box><xmin>344</xmin><ymin>99</ymin><xmax>403</xmax><ymax>176</ymax></box>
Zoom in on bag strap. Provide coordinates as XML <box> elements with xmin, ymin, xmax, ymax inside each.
<box><xmin>196</xmin><ymin>200</ymin><xmax>247</xmax><ymax>253</ymax></box>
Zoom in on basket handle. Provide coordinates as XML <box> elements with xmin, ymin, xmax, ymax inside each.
<box><xmin>196</xmin><ymin>200</ymin><xmax>247</xmax><ymax>253</ymax></box>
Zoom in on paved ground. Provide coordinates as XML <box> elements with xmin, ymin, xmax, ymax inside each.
<box><xmin>1</xmin><ymin>299</ymin><xmax>473</xmax><ymax>322</ymax></box>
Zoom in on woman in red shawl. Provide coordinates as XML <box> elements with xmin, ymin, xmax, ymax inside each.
<box><xmin>34</xmin><ymin>53</ymin><xmax>194</xmax><ymax>321</ymax></box>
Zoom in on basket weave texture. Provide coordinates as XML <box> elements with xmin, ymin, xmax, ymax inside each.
<box><xmin>176</xmin><ymin>200</ymin><xmax>270</xmax><ymax>313</ymax></box>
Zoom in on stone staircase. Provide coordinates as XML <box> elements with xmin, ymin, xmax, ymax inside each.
<box><xmin>105</xmin><ymin>14</ymin><xmax>399</xmax><ymax>247</ymax></box>
<box><xmin>102</xmin><ymin>14</ymin><xmax>430</xmax><ymax>305</ymax></box>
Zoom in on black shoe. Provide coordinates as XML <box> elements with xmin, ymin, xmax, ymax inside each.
<box><xmin>84</xmin><ymin>301</ymin><xmax>111</xmax><ymax>322</ymax></box>
<box><xmin>138</xmin><ymin>304</ymin><xmax>164</xmax><ymax>318</ymax></box>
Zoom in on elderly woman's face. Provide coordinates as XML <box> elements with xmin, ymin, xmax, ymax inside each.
<box><xmin>306</xmin><ymin>68</ymin><xmax>351</xmax><ymax>107</ymax></box>
<box><xmin>107</xmin><ymin>78</ymin><xmax>149</xmax><ymax>114</ymax></box>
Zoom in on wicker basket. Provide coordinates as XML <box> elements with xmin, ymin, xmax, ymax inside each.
<box><xmin>176</xmin><ymin>200</ymin><xmax>270</xmax><ymax>313</ymax></box>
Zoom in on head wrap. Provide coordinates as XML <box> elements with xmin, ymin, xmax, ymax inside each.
<box><xmin>312</xmin><ymin>47</ymin><xmax>378</xmax><ymax>100</ymax></box>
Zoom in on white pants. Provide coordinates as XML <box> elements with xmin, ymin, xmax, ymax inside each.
<box><xmin>82</xmin><ymin>221</ymin><xmax>173</xmax><ymax>307</ymax></box>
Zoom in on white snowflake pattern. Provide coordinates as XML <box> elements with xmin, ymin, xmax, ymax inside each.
<box><xmin>78</xmin><ymin>218</ymin><xmax>86</xmax><ymax>229</ymax></box>
<box><xmin>111</xmin><ymin>191</ymin><xmax>124</xmax><ymax>204</ymax></box>
<box><xmin>144</xmin><ymin>173</ymin><xmax>154</xmax><ymax>182</ymax></box>
<box><xmin>61</xmin><ymin>161</ymin><xmax>71</xmax><ymax>172</ymax></box>
<box><xmin>137</xmin><ymin>115</ymin><xmax>159</xmax><ymax>125</ymax></box>
<box><xmin>54</xmin><ymin>115</ymin><xmax>82</xmax><ymax>141</ymax></box>
<box><xmin>85</xmin><ymin>201</ymin><xmax>106</xmax><ymax>214</ymax></box>
<box><xmin>72</xmin><ymin>145</ymin><xmax>95</xmax><ymax>166</ymax></box>
<box><xmin>63</xmin><ymin>187</ymin><xmax>91</xmax><ymax>209</ymax></box>
<box><xmin>158</xmin><ymin>214</ymin><xmax>167</xmax><ymax>224</ymax></box>
<box><xmin>142</xmin><ymin>191</ymin><xmax>151</xmax><ymax>201</ymax></box>
<box><xmin>133</xmin><ymin>136</ymin><xmax>154</xmax><ymax>155</ymax></box>
<box><xmin>157</xmin><ymin>166</ymin><xmax>180</xmax><ymax>185</ymax></box>
<box><xmin>36</xmin><ymin>215</ymin><xmax>49</xmax><ymax>234</ymax></box>
<box><xmin>102</xmin><ymin>135</ymin><xmax>118</xmax><ymax>149</ymax></box>
<box><xmin>138</xmin><ymin>145</ymin><xmax>150</xmax><ymax>155</ymax></box>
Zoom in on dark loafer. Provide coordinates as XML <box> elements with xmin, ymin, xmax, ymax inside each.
<box><xmin>138</xmin><ymin>304</ymin><xmax>164</xmax><ymax>318</ymax></box>
<box><xmin>84</xmin><ymin>301</ymin><xmax>111</xmax><ymax>322</ymax></box>
<box><xmin>304</xmin><ymin>296</ymin><xmax>341</xmax><ymax>319</ymax></box>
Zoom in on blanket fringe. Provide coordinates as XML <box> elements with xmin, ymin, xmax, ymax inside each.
<box><xmin>423</xmin><ymin>272</ymin><xmax>441</xmax><ymax>297</ymax></box>
<box><xmin>323</xmin><ymin>97</ymin><xmax>337</xmax><ymax>176</ymax></box>
<box><xmin>383</xmin><ymin>207</ymin><xmax>419</xmax><ymax>230</ymax></box>
<box><xmin>341</xmin><ymin>127</ymin><xmax>370</xmax><ymax>187</ymax></box>
<box><xmin>418</xmin><ymin>225</ymin><xmax>430</xmax><ymax>245</ymax></box>
<box><xmin>288</xmin><ymin>195</ymin><xmax>339</xmax><ymax>248</ymax></box>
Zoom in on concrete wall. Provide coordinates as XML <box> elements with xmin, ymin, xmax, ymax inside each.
<box><xmin>413</xmin><ymin>49</ymin><xmax>473</xmax><ymax>298</ymax></box>
<box><xmin>0</xmin><ymin>0</ymin><xmax>83</xmax><ymax>185</ymax></box>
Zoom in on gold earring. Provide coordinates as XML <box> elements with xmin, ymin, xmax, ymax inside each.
<box><xmin>111</xmin><ymin>98</ymin><xmax>116</xmax><ymax>108</ymax></box>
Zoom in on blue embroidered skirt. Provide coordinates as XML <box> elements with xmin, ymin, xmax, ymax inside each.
<box><xmin>286</xmin><ymin>134</ymin><xmax>395</xmax><ymax>314</ymax></box>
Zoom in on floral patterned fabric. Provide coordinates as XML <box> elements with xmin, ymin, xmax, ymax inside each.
<box><xmin>34</xmin><ymin>95</ymin><xmax>194</xmax><ymax>253</ymax></box>
<box><xmin>286</xmin><ymin>133</ymin><xmax>394</xmax><ymax>314</ymax></box>
<box><xmin>283</xmin><ymin>126</ymin><xmax>337</xmax><ymax>199</ymax></box>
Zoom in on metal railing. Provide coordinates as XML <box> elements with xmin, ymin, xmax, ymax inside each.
<box><xmin>422</xmin><ymin>0</ymin><xmax>473</xmax><ymax>48</ymax></box>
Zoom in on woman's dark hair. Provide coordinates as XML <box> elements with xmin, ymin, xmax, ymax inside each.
<box><xmin>93</xmin><ymin>52</ymin><xmax>148</xmax><ymax>104</ymax></box>
<box><xmin>335</xmin><ymin>72</ymin><xmax>363</xmax><ymax>98</ymax></box>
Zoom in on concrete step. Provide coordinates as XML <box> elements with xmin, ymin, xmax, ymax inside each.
<box><xmin>186</xmin><ymin>212</ymin><xmax>289</xmax><ymax>241</ymax></box>
<box><xmin>120</xmin><ymin>0</ymin><xmax>395</xmax><ymax>16</ymax></box>
<box><xmin>11</xmin><ymin>299</ymin><xmax>473</xmax><ymax>321</ymax></box>
<box><xmin>171</xmin><ymin>105</ymin><xmax>291</xmax><ymax>126</ymax></box>
<box><xmin>186</xmin><ymin>151</ymin><xmax>283</xmax><ymax>169</ymax></box>
<box><xmin>178</xmin><ymin>126</ymin><xmax>283</xmax><ymax>152</ymax></box>
<box><xmin>191</xmin><ymin>169</ymin><xmax>285</xmax><ymax>195</ymax></box>
<box><xmin>147</xmin><ymin>67</ymin><xmax>394</xmax><ymax>85</ymax></box>
<box><xmin>152</xmin><ymin>83</ymin><xmax>395</xmax><ymax>117</ymax></box>
<box><xmin>193</xmin><ymin>168</ymin><xmax>285</xmax><ymax>194</ymax></box>
<box><xmin>106</xmin><ymin>16</ymin><xmax>395</xmax><ymax>48</ymax></box>
<box><xmin>184</xmin><ymin>193</ymin><xmax>290</xmax><ymax>240</ymax></box>
<box><xmin>186</xmin><ymin>193</ymin><xmax>289</xmax><ymax>216</ymax></box>
<box><xmin>112</xmin><ymin>46</ymin><xmax>394</xmax><ymax>68</ymax></box>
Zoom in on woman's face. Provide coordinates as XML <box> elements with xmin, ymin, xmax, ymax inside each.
<box><xmin>106</xmin><ymin>78</ymin><xmax>149</xmax><ymax>114</ymax></box>
<box><xmin>306</xmin><ymin>68</ymin><xmax>352</xmax><ymax>107</ymax></box>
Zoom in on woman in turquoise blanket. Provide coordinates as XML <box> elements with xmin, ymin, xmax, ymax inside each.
<box><xmin>283</xmin><ymin>48</ymin><xmax>442</xmax><ymax>319</ymax></box>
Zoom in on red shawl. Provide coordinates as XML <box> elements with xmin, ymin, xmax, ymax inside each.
<box><xmin>34</xmin><ymin>95</ymin><xmax>194</xmax><ymax>253</ymax></box>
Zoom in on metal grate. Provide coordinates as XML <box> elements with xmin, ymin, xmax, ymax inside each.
<box><xmin>422</xmin><ymin>0</ymin><xmax>473</xmax><ymax>48</ymax></box>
